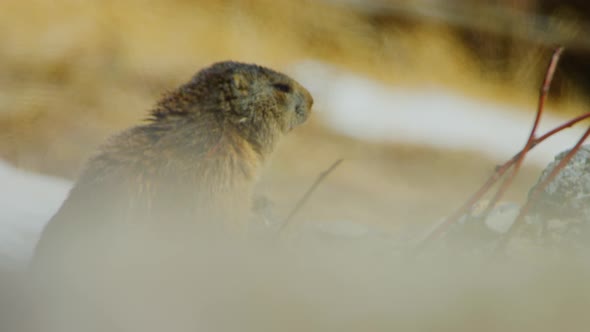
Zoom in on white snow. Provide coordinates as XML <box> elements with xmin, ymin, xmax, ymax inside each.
<box><xmin>0</xmin><ymin>161</ymin><xmax>71</xmax><ymax>267</ymax></box>
<box><xmin>292</xmin><ymin>61</ymin><xmax>587</xmax><ymax>166</ymax></box>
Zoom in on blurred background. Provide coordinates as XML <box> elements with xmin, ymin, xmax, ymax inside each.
<box><xmin>2</xmin><ymin>0</ymin><xmax>590</xmax><ymax>251</ymax></box>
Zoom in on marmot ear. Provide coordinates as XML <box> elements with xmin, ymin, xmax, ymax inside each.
<box><xmin>231</xmin><ymin>73</ymin><xmax>249</xmax><ymax>91</ymax></box>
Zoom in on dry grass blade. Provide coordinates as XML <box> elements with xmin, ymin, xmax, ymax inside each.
<box><xmin>279</xmin><ymin>159</ymin><xmax>344</xmax><ymax>234</ymax></box>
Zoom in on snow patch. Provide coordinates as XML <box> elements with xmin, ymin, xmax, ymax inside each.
<box><xmin>0</xmin><ymin>161</ymin><xmax>71</xmax><ymax>267</ymax></box>
<box><xmin>292</xmin><ymin>61</ymin><xmax>586</xmax><ymax>166</ymax></box>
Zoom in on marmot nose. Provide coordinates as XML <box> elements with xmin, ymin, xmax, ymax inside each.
<box><xmin>297</xmin><ymin>84</ymin><xmax>314</xmax><ymax>112</ymax></box>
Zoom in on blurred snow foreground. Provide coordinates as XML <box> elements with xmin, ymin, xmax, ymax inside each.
<box><xmin>292</xmin><ymin>61</ymin><xmax>587</xmax><ymax>166</ymax></box>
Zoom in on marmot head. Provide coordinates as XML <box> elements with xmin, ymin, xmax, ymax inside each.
<box><xmin>152</xmin><ymin>61</ymin><xmax>313</xmax><ymax>142</ymax></box>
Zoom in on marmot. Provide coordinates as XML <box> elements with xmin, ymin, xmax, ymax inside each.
<box><xmin>31</xmin><ymin>61</ymin><xmax>313</xmax><ymax>272</ymax></box>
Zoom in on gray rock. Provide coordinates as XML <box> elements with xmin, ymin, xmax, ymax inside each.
<box><xmin>531</xmin><ymin>145</ymin><xmax>590</xmax><ymax>221</ymax></box>
<box><xmin>516</xmin><ymin>144</ymin><xmax>590</xmax><ymax>250</ymax></box>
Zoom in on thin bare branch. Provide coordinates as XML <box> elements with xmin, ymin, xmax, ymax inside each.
<box><xmin>279</xmin><ymin>159</ymin><xmax>344</xmax><ymax>234</ymax></box>
<box><xmin>414</xmin><ymin>47</ymin><xmax>567</xmax><ymax>252</ymax></box>
<box><xmin>416</xmin><ymin>112</ymin><xmax>590</xmax><ymax>252</ymax></box>
<box><xmin>536</xmin><ymin>112</ymin><xmax>590</xmax><ymax>142</ymax></box>
<box><xmin>479</xmin><ymin>47</ymin><xmax>564</xmax><ymax>219</ymax></box>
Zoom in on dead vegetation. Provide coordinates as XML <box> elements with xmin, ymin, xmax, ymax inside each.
<box><xmin>416</xmin><ymin>47</ymin><xmax>590</xmax><ymax>257</ymax></box>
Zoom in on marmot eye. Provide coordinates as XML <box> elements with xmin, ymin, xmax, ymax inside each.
<box><xmin>273</xmin><ymin>83</ymin><xmax>291</xmax><ymax>93</ymax></box>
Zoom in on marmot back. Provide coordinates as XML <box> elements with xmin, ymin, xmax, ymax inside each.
<box><xmin>32</xmin><ymin>61</ymin><xmax>313</xmax><ymax>270</ymax></box>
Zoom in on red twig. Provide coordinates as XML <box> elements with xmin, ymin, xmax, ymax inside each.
<box><xmin>480</xmin><ymin>47</ymin><xmax>563</xmax><ymax>218</ymax></box>
<box><xmin>414</xmin><ymin>47</ymin><xmax>572</xmax><ymax>252</ymax></box>
<box><xmin>416</xmin><ymin>111</ymin><xmax>590</xmax><ymax>252</ymax></box>
<box><xmin>493</xmin><ymin>126</ymin><xmax>590</xmax><ymax>254</ymax></box>
<box><xmin>536</xmin><ymin>112</ymin><xmax>590</xmax><ymax>141</ymax></box>
<box><xmin>413</xmin><ymin>119</ymin><xmax>590</xmax><ymax>258</ymax></box>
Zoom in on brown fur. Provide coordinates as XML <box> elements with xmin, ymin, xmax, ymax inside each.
<box><xmin>31</xmin><ymin>61</ymin><xmax>313</xmax><ymax>271</ymax></box>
